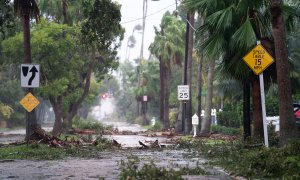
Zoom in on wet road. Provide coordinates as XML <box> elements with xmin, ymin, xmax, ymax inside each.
<box><xmin>0</xmin><ymin>97</ymin><xmax>232</xmax><ymax>179</ymax></box>
<box><xmin>0</xmin><ymin>148</ymin><xmax>230</xmax><ymax>180</ymax></box>
<box><xmin>0</xmin><ymin>125</ymin><xmax>231</xmax><ymax>180</ymax></box>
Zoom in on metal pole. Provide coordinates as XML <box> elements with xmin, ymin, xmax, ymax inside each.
<box><xmin>257</xmin><ymin>41</ymin><xmax>269</xmax><ymax>147</ymax></box>
<box><xmin>259</xmin><ymin>73</ymin><xmax>269</xmax><ymax>147</ymax></box>
<box><xmin>182</xmin><ymin>101</ymin><xmax>186</xmax><ymax>132</ymax></box>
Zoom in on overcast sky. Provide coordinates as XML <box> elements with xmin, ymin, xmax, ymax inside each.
<box><xmin>114</xmin><ymin>0</ymin><xmax>177</xmax><ymax>61</ymax></box>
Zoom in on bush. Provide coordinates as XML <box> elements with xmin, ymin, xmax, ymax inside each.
<box><xmin>119</xmin><ymin>157</ymin><xmax>207</xmax><ymax>180</ymax></box>
<box><xmin>119</xmin><ymin>160</ymin><xmax>182</xmax><ymax>180</ymax></box>
<box><xmin>169</xmin><ymin>108</ymin><xmax>179</xmax><ymax>128</ymax></box>
<box><xmin>266</xmin><ymin>96</ymin><xmax>279</xmax><ymax>116</ymax></box>
<box><xmin>187</xmin><ymin>138</ymin><xmax>300</xmax><ymax>178</ymax></box>
<box><xmin>217</xmin><ymin>102</ymin><xmax>242</xmax><ymax>128</ymax></box>
<box><xmin>211</xmin><ymin>125</ymin><xmax>241</xmax><ymax>136</ymax></box>
<box><xmin>72</xmin><ymin>116</ymin><xmax>112</xmax><ymax>133</ymax></box>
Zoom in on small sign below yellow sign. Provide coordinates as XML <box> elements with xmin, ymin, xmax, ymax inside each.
<box><xmin>243</xmin><ymin>44</ymin><xmax>274</xmax><ymax>75</ymax></box>
<box><xmin>19</xmin><ymin>92</ymin><xmax>40</xmax><ymax>112</ymax></box>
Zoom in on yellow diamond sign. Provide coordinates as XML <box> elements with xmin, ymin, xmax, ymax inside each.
<box><xmin>243</xmin><ymin>44</ymin><xmax>274</xmax><ymax>75</ymax></box>
<box><xmin>19</xmin><ymin>93</ymin><xmax>40</xmax><ymax>112</ymax></box>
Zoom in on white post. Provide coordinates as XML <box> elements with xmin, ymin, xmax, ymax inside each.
<box><xmin>259</xmin><ymin>73</ymin><xmax>269</xmax><ymax>147</ymax></box>
<box><xmin>257</xmin><ymin>41</ymin><xmax>269</xmax><ymax>147</ymax></box>
<box><xmin>192</xmin><ymin>114</ymin><xmax>199</xmax><ymax>138</ymax></box>
<box><xmin>193</xmin><ymin>125</ymin><xmax>197</xmax><ymax>137</ymax></box>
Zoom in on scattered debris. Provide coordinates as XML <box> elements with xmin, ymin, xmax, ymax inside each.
<box><xmin>112</xmin><ymin>139</ymin><xmax>121</xmax><ymax>147</ymax></box>
<box><xmin>138</xmin><ymin>141</ymin><xmax>149</xmax><ymax>149</ymax></box>
<box><xmin>68</xmin><ymin>128</ymin><xmax>96</xmax><ymax>135</ymax></box>
<box><xmin>150</xmin><ymin>140</ymin><xmax>160</xmax><ymax>148</ymax></box>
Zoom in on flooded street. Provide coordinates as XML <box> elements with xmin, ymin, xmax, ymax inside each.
<box><xmin>0</xmin><ymin>98</ymin><xmax>231</xmax><ymax>180</ymax></box>
<box><xmin>0</xmin><ymin>148</ymin><xmax>229</xmax><ymax>180</ymax></box>
<box><xmin>0</xmin><ymin>127</ymin><xmax>230</xmax><ymax>180</ymax></box>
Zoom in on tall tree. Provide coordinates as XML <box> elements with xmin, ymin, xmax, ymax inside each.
<box><xmin>149</xmin><ymin>12</ymin><xmax>185</xmax><ymax>129</ymax></box>
<box><xmin>61</xmin><ymin>0</ymin><xmax>124</xmax><ymax>134</ymax></box>
<box><xmin>200</xmin><ymin>57</ymin><xmax>215</xmax><ymax>134</ymax></box>
<box><xmin>13</xmin><ymin>0</ymin><xmax>40</xmax><ymax>140</ymax></box>
<box><xmin>183</xmin><ymin>0</ymin><xmax>299</xmax><ymax>139</ymax></box>
<box><xmin>270</xmin><ymin>0</ymin><xmax>297</xmax><ymax>145</ymax></box>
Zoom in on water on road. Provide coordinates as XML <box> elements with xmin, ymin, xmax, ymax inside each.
<box><xmin>0</xmin><ymin>97</ymin><xmax>232</xmax><ymax>179</ymax></box>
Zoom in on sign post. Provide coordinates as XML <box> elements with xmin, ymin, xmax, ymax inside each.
<box><xmin>192</xmin><ymin>114</ymin><xmax>199</xmax><ymax>137</ymax></box>
<box><xmin>243</xmin><ymin>41</ymin><xmax>274</xmax><ymax>147</ymax></box>
<box><xmin>178</xmin><ymin>85</ymin><xmax>190</xmax><ymax>132</ymax></box>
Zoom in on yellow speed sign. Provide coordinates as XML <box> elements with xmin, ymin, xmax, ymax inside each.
<box><xmin>243</xmin><ymin>44</ymin><xmax>274</xmax><ymax>75</ymax></box>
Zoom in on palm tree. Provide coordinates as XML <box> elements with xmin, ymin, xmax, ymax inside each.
<box><xmin>184</xmin><ymin>0</ymin><xmax>299</xmax><ymax>141</ymax></box>
<box><xmin>13</xmin><ymin>0</ymin><xmax>40</xmax><ymax>141</ymax></box>
<box><xmin>270</xmin><ymin>0</ymin><xmax>297</xmax><ymax>145</ymax></box>
<box><xmin>38</xmin><ymin>0</ymin><xmax>83</xmax><ymax>25</ymax></box>
<box><xmin>149</xmin><ymin>12</ymin><xmax>185</xmax><ymax>129</ymax></box>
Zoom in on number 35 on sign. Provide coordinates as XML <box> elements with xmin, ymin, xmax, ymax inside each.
<box><xmin>178</xmin><ymin>85</ymin><xmax>189</xmax><ymax>100</ymax></box>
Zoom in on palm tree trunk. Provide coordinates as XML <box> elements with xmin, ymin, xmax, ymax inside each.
<box><xmin>23</xmin><ymin>14</ymin><xmax>38</xmax><ymax>141</ymax></box>
<box><xmin>163</xmin><ymin>60</ymin><xmax>171</xmax><ymax>129</ymax></box>
<box><xmin>159</xmin><ymin>56</ymin><xmax>165</xmax><ymax>123</ymax></box>
<box><xmin>196</xmin><ymin>53</ymin><xmax>203</xmax><ymax>130</ymax></box>
<box><xmin>200</xmin><ymin>58</ymin><xmax>215</xmax><ymax>134</ymax></box>
<box><xmin>243</xmin><ymin>81</ymin><xmax>251</xmax><ymax>140</ymax></box>
<box><xmin>252</xmin><ymin>76</ymin><xmax>263</xmax><ymax>139</ymax></box>
<box><xmin>270</xmin><ymin>0</ymin><xmax>296</xmax><ymax>145</ymax></box>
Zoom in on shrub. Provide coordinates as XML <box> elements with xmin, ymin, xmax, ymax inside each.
<box><xmin>266</xmin><ymin>96</ymin><xmax>279</xmax><ymax>116</ymax></box>
<box><xmin>211</xmin><ymin>125</ymin><xmax>241</xmax><ymax>136</ymax></box>
<box><xmin>72</xmin><ymin>116</ymin><xmax>112</xmax><ymax>133</ymax></box>
<box><xmin>119</xmin><ymin>160</ymin><xmax>182</xmax><ymax>180</ymax></box>
<box><xmin>185</xmin><ymin>138</ymin><xmax>300</xmax><ymax>178</ymax></box>
<box><xmin>169</xmin><ymin>108</ymin><xmax>179</xmax><ymax>128</ymax></box>
<box><xmin>119</xmin><ymin>157</ymin><xmax>207</xmax><ymax>179</ymax></box>
<box><xmin>150</xmin><ymin>120</ymin><xmax>163</xmax><ymax>131</ymax></box>
<box><xmin>217</xmin><ymin>102</ymin><xmax>242</xmax><ymax>128</ymax></box>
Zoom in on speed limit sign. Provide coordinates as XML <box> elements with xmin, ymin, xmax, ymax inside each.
<box><xmin>178</xmin><ymin>85</ymin><xmax>189</xmax><ymax>100</ymax></box>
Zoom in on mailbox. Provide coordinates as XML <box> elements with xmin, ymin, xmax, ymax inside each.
<box><xmin>192</xmin><ymin>114</ymin><xmax>199</xmax><ymax>125</ymax></box>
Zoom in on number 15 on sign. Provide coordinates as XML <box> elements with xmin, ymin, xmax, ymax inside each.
<box><xmin>178</xmin><ymin>85</ymin><xmax>189</xmax><ymax>100</ymax></box>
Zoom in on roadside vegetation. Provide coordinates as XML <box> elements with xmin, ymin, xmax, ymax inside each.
<box><xmin>0</xmin><ymin>135</ymin><xmax>116</xmax><ymax>160</ymax></box>
<box><xmin>176</xmin><ymin>138</ymin><xmax>300</xmax><ymax>179</ymax></box>
<box><xmin>119</xmin><ymin>156</ymin><xmax>208</xmax><ymax>180</ymax></box>
<box><xmin>72</xmin><ymin>116</ymin><xmax>113</xmax><ymax>133</ymax></box>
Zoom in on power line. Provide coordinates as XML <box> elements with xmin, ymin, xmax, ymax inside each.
<box><xmin>121</xmin><ymin>3</ymin><xmax>176</xmax><ymax>25</ymax></box>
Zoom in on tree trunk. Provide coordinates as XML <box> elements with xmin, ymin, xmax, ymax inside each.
<box><xmin>185</xmin><ymin>12</ymin><xmax>194</xmax><ymax>133</ymax></box>
<box><xmin>79</xmin><ymin>105</ymin><xmax>89</xmax><ymax>119</ymax></box>
<box><xmin>252</xmin><ymin>76</ymin><xmax>263</xmax><ymax>139</ymax></box>
<box><xmin>163</xmin><ymin>60</ymin><xmax>171</xmax><ymax>129</ymax></box>
<box><xmin>243</xmin><ymin>81</ymin><xmax>251</xmax><ymax>140</ymax></box>
<box><xmin>64</xmin><ymin>46</ymin><xmax>96</xmax><ymax>128</ymax></box>
<box><xmin>270</xmin><ymin>0</ymin><xmax>296</xmax><ymax>145</ymax></box>
<box><xmin>200</xmin><ymin>58</ymin><xmax>215</xmax><ymax>134</ymax></box>
<box><xmin>159</xmin><ymin>56</ymin><xmax>165</xmax><ymax>123</ymax></box>
<box><xmin>62</xmin><ymin>0</ymin><xmax>68</xmax><ymax>24</ymax></box>
<box><xmin>52</xmin><ymin>95</ymin><xmax>63</xmax><ymax>136</ymax></box>
<box><xmin>23</xmin><ymin>14</ymin><xmax>38</xmax><ymax>141</ymax></box>
<box><xmin>196</xmin><ymin>53</ymin><xmax>203</xmax><ymax>130</ymax></box>
<box><xmin>176</xmin><ymin>59</ymin><xmax>184</xmax><ymax>132</ymax></box>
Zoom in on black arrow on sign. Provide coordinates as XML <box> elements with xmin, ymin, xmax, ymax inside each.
<box><xmin>28</xmin><ymin>66</ymin><xmax>38</xmax><ymax>86</ymax></box>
